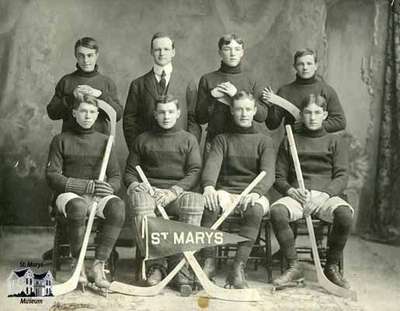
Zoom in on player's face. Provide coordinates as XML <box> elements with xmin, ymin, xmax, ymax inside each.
<box><xmin>151</xmin><ymin>37</ymin><xmax>175</xmax><ymax>67</ymax></box>
<box><xmin>294</xmin><ymin>54</ymin><xmax>318</xmax><ymax>79</ymax></box>
<box><xmin>301</xmin><ymin>103</ymin><xmax>327</xmax><ymax>131</ymax></box>
<box><xmin>75</xmin><ymin>46</ymin><xmax>98</xmax><ymax>72</ymax></box>
<box><xmin>154</xmin><ymin>102</ymin><xmax>180</xmax><ymax>129</ymax></box>
<box><xmin>72</xmin><ymin>102</ymin><xmax>99</xmax><ymax>129</ymax></box>
<box><xmin>230</xmin><ymin>98</ymin><xmax>256</xmax><ymax>128</ymax></box>
<box><xmin>219</xmin><ymin>40</ymin><xmax>244</xmax><ymax>67</ymax></box>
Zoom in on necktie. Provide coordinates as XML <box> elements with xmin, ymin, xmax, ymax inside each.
<box><xmin>159</xmin><ymin>70</ymin><xmax>166</xmax><ymax>93</ymax></box>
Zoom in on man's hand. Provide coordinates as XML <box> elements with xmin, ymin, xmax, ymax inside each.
<box><xmin>287</xmin><ymin>188</ymin><xmax>309</xmax><ymax>204</ymax></box>
<box><xmin>303</xmin><ymin>192</ymin><xmax>330</xmax><ymax>217</ymax></box>
<box><xmin>239</xmin><ymin>193</ymin><xmax>261</xmax><ymax>212</ymax></box>
<box><xmin>154</xmin><ymin>189</ymin><xmax>177</xmax><ymax>208</ymax></box>
<box><xmin>203</xmin><ymin>186</ymin><xmax>220</xmax><ymax>211</ymax></box>
<box><xmin>94</xmin><ymin>180</ymin><xmax>114</xmax><ymax>197</ymax></box>
<box><xmin>73</xmin><ymin>85</ymin><xmax>102</xmax><ymax>99</ymax></box>
<box><xmin>132</xmin><ymin>182</ymin><xmax>150</xmax><ymax>193</ymax></box>
<box><xmin>212</xmin><ymin>82</ymin><xmax>237</xmax><ymax>98</ymax></box>
<box><xmin>261</xmin><ymin>86</ymin><xmax>274</xmax><ymax>105</ymax></box>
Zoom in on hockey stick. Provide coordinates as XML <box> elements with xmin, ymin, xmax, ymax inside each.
<box><xmin>110</xmin><ymin>168</ymin><xmax>265</xmax><ymax>301</ymax></box>
<box><xmin>53</xmin><ymin>100</ymin><xmax>116</xmax><ymax>296</ymax></box>
<box><xmin>285</xmin><ymin>125</ymin><xmax>357</xmax><ymax>300</ymax></box>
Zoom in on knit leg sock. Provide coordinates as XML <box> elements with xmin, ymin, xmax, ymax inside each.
<box><xmin>96</xmin><ymin>198</ymin><xmax>125</xmax><ymax>261</ymax></box>
<box><xmin>326</xmin><ymin>206</ymin><xmax>353</xmax><ymax>266</ymax></box>
<box><xmin>270</xmin><ymin>204</ymin><xmax>297</xmax><ymax>262</ymax></box>
<box><xmin>65</xmin><ymin>198</ymin><xmax>87</xmax><ymax>258</ymax></box>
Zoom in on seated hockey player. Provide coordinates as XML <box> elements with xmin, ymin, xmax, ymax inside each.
<box><xmin>200</xmin><ymin>90</ymin><xmax>275</xmax><ymax>288</ymax></box>
<box><xmin>46</xmin><ymin>95</ymin><xmax>125</xmax><ymax>291</ymax></box>
<box><xmin>124</xmin><ymin>94</ymin><xmax>204</xmax><ymax>295</ymax></box>
<box><xmin>271</xmin><ymin>94</ymin><xmax>353</xmax><ymax>289</ymax></box>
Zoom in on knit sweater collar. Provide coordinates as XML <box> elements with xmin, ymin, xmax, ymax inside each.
<box><xmin>231</xmin><ymin>123</ymin><xmax>257</xmax><ymax>134</ymax></box>
<box><xmin>71</xmin><ymin>120</ymin><xmax>95</xmax><ymax>135</ymax></box>
<box><xmin>300</xmin><ymin>126</ymin><xmax>326</xmax><ymax>137</ymax></box>
<box><xmin>219</xmin><ymin>61</ymin><xmax>242</xmax><ymax>74</ymax></box>
<box><xmin>74</xmin><ymin>64</ymin><xmax>99</xmax><ymax>78</ymax></box>
<box><xmin>153</xmin><ymin>123</ymin><xmax>179</xmax><ymax>135</ymax></box>
<box><xmin>295</xmin><ymin>74</ymin><xmax>317</xmax><ymax>85</ymax></box>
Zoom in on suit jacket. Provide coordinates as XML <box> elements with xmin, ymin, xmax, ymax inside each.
<box><xmin>123</xmin><ymin>68</ymin><xmax>201</xmax><ymax>150</ymax></box>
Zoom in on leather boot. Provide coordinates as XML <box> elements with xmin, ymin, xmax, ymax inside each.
<box><xmin>273</xmin><ymin>260</ymin><xmax>304</xmax><ymax>287</ymax></box>
<box><xmin>324</xmin><ymin>264</ymin><xmax>350</xmax><ymax>289</ymax></box>
<box><xmin>203</xmin><ymin>257</ymin><xmax>217</xmax><ymax>280</ymax></box>
<box><xmin>225</xmin><ymin>261</ymin><xmax>248</xmax><ymax>289</ymax></box>
<box><xmin>90</xmin><ymin>259</ymin><xmax>110</xmax><ymax>289</ymax></box>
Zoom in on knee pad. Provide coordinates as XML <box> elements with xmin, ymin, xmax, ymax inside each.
<box><xmin>65</xmin><ymin>198</ymin><xmax>88</xmax><ymax>220</ymax></box>
<box><xmin>104</xmin><ymin>198</ymin><xmax>126</xmax><ymax>224</ymax></box>
<box><xmin>333</xmin><ymin>205</ymin><xmax>353</xmax><ymax>228</ymax></box>
<box><xmin>270</xmin><ymin>204</ymin><xmax>290</xmax><ymax>223</ymax></box>
<box><xmin>129</xmin><ymin>192</ymin><xmax>155</xmax><ymax>217</ymax></box>
<box><xmin>178</xmin><ymin>193</ymin><xmax>204</xmax><ymax>225</ymax></box>
<box><xmin>243</xmin><ymin>203</ymin><xmax>264</xmax><ymax>222</ymax></box>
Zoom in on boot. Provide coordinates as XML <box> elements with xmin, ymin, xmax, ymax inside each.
<box><xmin>145</xmin><ymin>264</ymin><xmax>166</xmax><ymax>286</ymax></box>
<box><xmin>171</xmin><ymin>264</ymin><xmax>194</xmax><ymax>296</ymax></box>
<box><xmin>273</xmin><ymin>260</ymin><xmax>304</xmax><ymax>287</ymax></box>
<box><xmin>90</xmin><ymin>259</ymin><xmax>111</xmax><ymax>290</ymax></box>
<box><xmin>71</xmin><ymin>259</ymin><xmax>88</xmax><ymax>292</ymax></box>
<box><xmin>202</xmin><ymin>257</ymin><xmax>217</xmax><ymax>280</ymax></box>
<box><xmin>225</xmin><ymin>261</ymin><xmax>248</xmax><ymax>289</ymax></box>
<box><xmin>324</xmin><ymin>264</ymin><xmax>350</xmax><ymax>289</ymax></box>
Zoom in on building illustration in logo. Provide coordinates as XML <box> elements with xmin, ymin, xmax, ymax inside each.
<box><xmin>7</xmin><ymin>268</ymin><xmax>53</xmax><ymax>297</ymax></box>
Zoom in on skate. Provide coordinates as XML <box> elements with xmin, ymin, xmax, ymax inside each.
<box><xmin>71</xmin><ymin>259</ymin><xmax>88</xmax><ymax>292</ymax></box>
<box><xmin>324</xmin><ymin>264</ymin><xmax>350</xmax><ymax>289</ymax></box>
<box><xmin>87</xmin><ymin>260</ymin><xmax>110</xmax><ymax>297</ymax></box>
<box><xmin>225</xmin><ymin>261</ymin><xmax>249</xmax><ymax>289</ymax></box>
<box><xmin>271</xmin><ymin>261</ymin><xmax>305</xmax><ymax>293</ymax></box>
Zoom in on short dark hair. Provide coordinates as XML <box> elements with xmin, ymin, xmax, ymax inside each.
<box><xmin>231</xmin><ymin>90</ymin><xmax>255</xmax><ymax>106</ymax></box>
<box><xmin>72</xmin><ymin>94</ymin><xmax>99</xmax><ymax>110</ymax></box>
<box><xmin>74</xmin><ymin>37</ymin><xmax>99</xmax><ymax>55</ymax></box>
<box><xmin>301</xmin><ymin>94</ymin><xmax>327</xmax><ymax>111</ymax></box>
<box><xmin>150</xmin><ymin>32</ymin><xmax>175</xmax><ymax>50</ymax></box>
<box><xmin>293</xmin><ymin>48</ymin><xmax>317</xmax><ymax>64</ymax></box>
<box><xmin>218</xmin><ymin>33</ymin><xmax>244</xmax><ymax>50</ymax></box>
<box><xmin>155</xmin><ymin>94</ymin><xmax>179</xmax><ymax>109</ymax></box>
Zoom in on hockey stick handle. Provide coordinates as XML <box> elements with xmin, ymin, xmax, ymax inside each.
<box><xmin>211</xmin><ymin>171</ymin><xmax>266</xmax><ymax>230</ymax></box>
<box><xmin>136</xmin><ymin>165</ymin><xmax>169</xmax><ymax>219</ymax></box>
<box><xmin>98</xmin><ymin>135</ymin><xmax>114</xmax><ymax>182</ymax></box>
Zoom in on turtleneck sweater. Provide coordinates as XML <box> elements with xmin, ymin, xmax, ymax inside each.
<box><xmin>274</xmin><ymin>126</ymin><xmax>349</xmax><ymax>196</ymax></box>
<box><xmin>124</xmin><ymin>125</ymin><xmax>201</xmax><ymax>190</ymax></box>
<box><xmin>265</xmin><ymin>75</ymin><xmax>346</xmax><ymax>133</ymax></box>
<box><xmin>196</xmin><ymin>62</ymin><xmax>268</xmax><ymax>141</ymax></box>
<box><xmin>46</xmin><ymin>120</ymin><xmax>121</xmax><ymax>195</ymax></box>
<box><xmin>47</xmin><ymin>64</ymin><xmax>122</xmax><ymax>134</ymax></box>
<box><xmin>201</xmin><ymin>124</ymin><xmax>275</xmax><ymax>195</ymax></box>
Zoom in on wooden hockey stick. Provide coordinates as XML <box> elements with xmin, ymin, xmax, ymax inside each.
<box><xmin>285</xmin><ymin>125</ymin><xmax>357</xmax><ymax>300</ymax></box>
<box><xmin>110</xmin><ymin>168</ymin><xmax>265</xmax><ymax>301</ymax></box>
<box><xmin>53</xmin><ymin>101</ymin><xmax>116</xmax><ymax>296</ymax></box>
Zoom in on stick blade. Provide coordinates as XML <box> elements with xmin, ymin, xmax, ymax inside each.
<box><xmin>109</xmin><ymin>281</ymin><xmax>164</xmax><ymax>296</ymax></box>
<box><xmin>316</xmin><ymin>270</ymin><xmax>357</xmax><ymax>300</ymax></box>
<box><xmin>52</xmin><ymin>279</ymin><xmax>78</xmax><ymax>296</ymax></box>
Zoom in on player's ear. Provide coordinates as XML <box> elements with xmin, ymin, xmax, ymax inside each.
<box><xmin>176</xmin><ymin>108</ymin><xmax>181</xmax><ymax>119</ymax></box>
<box><xmin>322</xmin><ymin>110</ymin><xmax>328</xmax><ymax>120</ymax></box>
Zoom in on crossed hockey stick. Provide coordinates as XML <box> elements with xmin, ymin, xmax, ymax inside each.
<box><xmin>110</xmin><ymin>167</ymin><xmax>265</xmax><ymax>301</ymax></box>
<box><xmin>285</xmin><ymin>125</ymin><xmax>357</xmax><ymax>300</ymax></box>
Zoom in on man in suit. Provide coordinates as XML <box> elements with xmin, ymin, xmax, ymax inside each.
<box><xmin>123</xmin><ymin>32</ymin><xmax>201</xmax><ymax>150</ymax></box>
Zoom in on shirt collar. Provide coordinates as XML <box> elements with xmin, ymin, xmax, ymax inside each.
<box><xmin>153</xmin><ymin>63</ymin><xmax>173</xmax><ymax>77</ymax></box>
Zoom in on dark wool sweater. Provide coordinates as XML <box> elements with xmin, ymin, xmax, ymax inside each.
<box><xmin>265</xmin><ymin>75</ymin><xmax>346</xmax><ymax>133</ymax></box>
<box><xmin>124</xmin><ymin>126</ymin><xmax>201</xmax><ymax>190</ymax></box>
<box><xmin>47</xmin><ymin>65</ymin><xmax>122</xmax><ymax>134</ymax></box>
<box><xmin>46</xmin><ymin>121</ymin><xmax>121</xmax><ymax>195</ymax></box>
<box><xmin>274</xmin><ymin>127</ymin><xmax>349</xmax><ymax>196</ymax></box>
<box><xmin>196</xmin><ymin>62</ymin><xmax>268</xmax><ymax>140</ymax></box>
<box><xmin>201</xmin><ymin>125</ymin><xmax>275</xmax><ymax>196</ymax></box>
